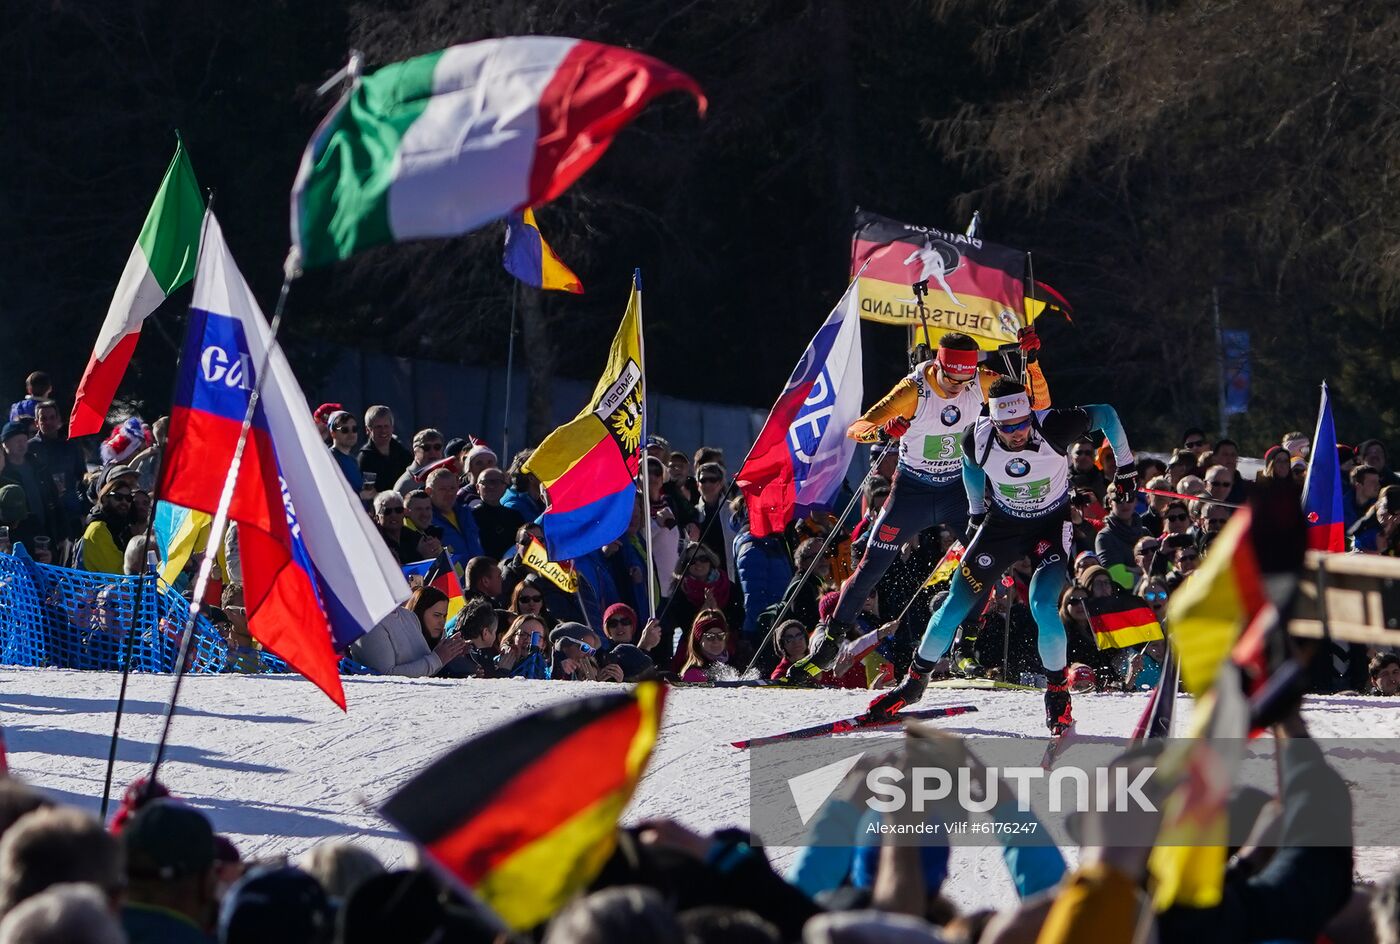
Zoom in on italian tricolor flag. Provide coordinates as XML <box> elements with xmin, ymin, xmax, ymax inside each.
<box><xmin>290</xmin><ymin>37</ymin><xmax>705</xmax><ymax>270</ymax></box>
<box><xmin>70</xmin><ymin>142</ymin><xmax>202</xmax><ymax>437</ymax></box>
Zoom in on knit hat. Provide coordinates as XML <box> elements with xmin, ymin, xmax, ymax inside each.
<box><xmin>312</xmin><ymin>402</ymin><xmax>343</xmax><ymax>424</ymax></box>
<box><xmin>817</xmin><ymin>590</ymin><xmax>841</xmax><ymax>621</ymax></box>
<box><xmin>602</xmin><ymin>603</ymin><xmax>638</xmax><ymax>630</ymax></box>
<box><xmin>0</xmin><ymin>422</ymin><xmax>27</xmax><ymax>443</ymax></box>
<box><xmin>0</xmin><ymin>485</ymin><xmax>27</xmax><ymax>525</ymax></box>
<box><xmin>691</xmin><ymin>612</ymin><xmax>726</xmax><ymax>639</ymax></box>
<box><xmin>549</xmin><ymin>621</ymin><xmax>594</xmax><ymax>649</ymax></box>
<box><xmin>101</xmin><ymin>416</ymin><xmax>151</xmax><ymax>465</ymax></box>
<box><xmin>607</xmin><ymin>644</ymin><xmax>654</xmax><ymax>681</ymax></box>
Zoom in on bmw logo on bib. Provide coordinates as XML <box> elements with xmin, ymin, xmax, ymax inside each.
<box><xmin>940</xmin><ymin>404</ymin><xmax>962</xmax><ymax>427</ymax></box>
<box><xmin>976</xmin><ymin>553</ymin><xmax>993</xmax><ymax>568</ymax></box>
<box><xmin>1005</xmin><ymin>457</ymin><xmax>1031</xmax><ymax>478</ymax></box>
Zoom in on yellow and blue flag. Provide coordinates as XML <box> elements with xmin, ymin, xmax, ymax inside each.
<box><xmin>503</xmin><ymin>208</ymin><xmax>583</xmax><ymax>294</ymax></box>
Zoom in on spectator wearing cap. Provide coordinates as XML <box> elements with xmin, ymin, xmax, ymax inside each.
<box><xmin>1095</xmin><ymin>484</ymin><xmax>1150</xmax><ymax>589</ymax></box>
<box><xmin>469</xmin><ymin>466</ymin><xmax>523</xmax><ymax>559</ymax></box>
<box><xmin>0</xmin><ymin>422</ymin><xmax>56</xmax><ymax>545</ymax></box>
<box><xmin>76</xmin><ymin>468</ymin><xmax>138</xmax><ymax>573</ymax></box>
<box><xmin>28</xmin><ymin>400</ymin><xmax>86</xmax><ymax>542</ymax></box>
<box><xmin>426</xmin><ymin>468</ymin><xmax>484</xmax><ymax>569</ymax></box>
<box><xmin>120</xmin><ymin>799</ymin><xmax>218</xmax><ymax>944</ymax></box>
<box><xmin>501</xmin><ymin>450</ymin><xmax>544</xmax><ymax>522</ymax></box>
<box><xmin>311</xmin><ymin>402</ymin><xmax>341</xmax><ymax>447</ymax></box>
<box><xmin>393</xmin><ymin>428</ymin><xmax>447</xmax><ymax>496</ymax></box>
<box><xmin>0</xmin><ymin>807</ymin><xmax>123</xmax><ymax>919</ymax></box>
<box><xmin>549</xmin><ymin>621</ymin><xmax>602</xmax><ymax>680</ymax></box>
<box><xmin>1344</xmin><ymin>464</ymin><xmax>1381</xmax><ymax>530</ymax></box>
<box><xmin>218</xmin><ymin>866</ymin><xmax>331</xmax><ymax>944</ymax></box>
<box><xmin>324</xmin><ymin>411</ymin><xmax>369</xmax><ymax>498</ymax></box>
<box><xmin>678</xmin><ymin>609</ymin><xmax>732</xmax><ymax>682</ymax></box>
<box><xmin>604</xmin><ymin>643</ymin><xmax>656</xmax><ymax>682</ymax></box>
<box><xmin>693</xmin><ymin>462</ymin><xmax>739</xmax><ymax>584</ymax></box>
<box><xmin>356</xmin><ymin>406</ymin><xmax>412</xmax><ymax>493</ymax></box>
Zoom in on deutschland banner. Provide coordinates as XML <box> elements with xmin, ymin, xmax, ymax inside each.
<box><xmin>851</xmin><ymin>209</ymin><xmax>1032</xmax><ymax>351</ymax></box>
<box><xmin>523</xmin><ymin>536</ymin><xmax>580</xmax><ymax>593</ymax></box>
<box><xmin>1086</xmin><ymin>594</ymin><xmax>1165</xmax><ymax>649</ymax></box>
<box><xmin>380</xmin><ymin>683</ymin><xmax>665</xmax><ymax>930</ymax></box>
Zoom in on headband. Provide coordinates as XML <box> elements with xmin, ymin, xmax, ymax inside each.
<box><xmin>989</xmin><ymin>392</ymin><xmax>1031</xmax><ymax>423</ymax></box>
<box><xmin>936</xmin><ymin>347</ymin><xmax>979</xmax><ymax>374</ymax></box>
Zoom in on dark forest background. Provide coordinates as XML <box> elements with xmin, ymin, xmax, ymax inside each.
<box><xmin>5</xmin><ymin>0</ymin><xmax>1399</xmax><ymax>453</ymax></box>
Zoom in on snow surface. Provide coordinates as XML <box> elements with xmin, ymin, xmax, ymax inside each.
<box><xmin>4</xmin><ymin>667</ymin><xmax>1400</xmax><ymax>911</ymax></box>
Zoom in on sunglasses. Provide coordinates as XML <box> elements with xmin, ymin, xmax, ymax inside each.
<box><xmin>380</xmin><ymin>506</ymin><xmax>405</xmax><ymax>515</ymax></box>
<box><xmin>1209</xmin><ymin>480</ymin><xmax>1232</xmax><ymax>488</ymax></box>
<box><xmin>108</xmin><ymin>492</ymin><xmax>132</xmax><ymax>502</ymax></box>
<box><xmin>701</xmin><ymin>630</ymin><xmax>727</xmax><ymax>641</ymax></box>
<box><xmin>517</xmin><ymin>594</ymin><xmax>542</xmax><ymax>604</ymax></box>
<box><xmin>1184</xmin><ymin>439</ymin><xmax>1206</xmax><ymax>448</ymax></box>
<box><xmin>334</xmin><ymin>425</ymin><xmax>358</xmax><ymax>433</ymax></box>
<box><xmin>418</xmin><ymin>442</ymin><xmax>444</xmax><ymax>452</ymax></box>
<box><xmin>1166</xmin><ymin>513</ymin><xmax>1189</xmax><ymax>522</ymax></box>
<box><xmin>994</xmin><ymin>417</ymin><xmax>1033</xmax><ymax>434</ymax></box>
<box><xmin>698</xmin><ymin>477</ymin><xmax>722</xmax><ymax>485</ymax></box>
<box><xmin>1145</xmin><ymin>590</ymin><xmax>1168</xmax><ymax>603</ymax></box>
<box><xmin>606</xmin><ymin>616</ymin><xmax>633</xmax><ymax>627</ymax></box>
<box><xmin>1068</xmin><ymin>597</ymin><xmax>1087</xmax><ymax>606</ymax></box>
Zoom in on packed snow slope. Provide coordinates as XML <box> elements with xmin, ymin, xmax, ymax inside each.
<box><xmin>4</xmin><ymin>668</ymin><xmax>1398</xmax><ymax>909</ymax></box>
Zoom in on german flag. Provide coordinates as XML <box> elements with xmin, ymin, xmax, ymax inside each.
<box><xmin>851</xmin><ymin>209</ymin><xmax>1031</xmax><ymax>351</ymax></box>
<box><xmin>402</xmin><ymin>551</ymin><xmax>464</xmax><ymax>623</ymax></box>
<box><xmin>1086</xmin><ymin>594</ymin><xmax>1164</xmax><ymax>649</ymax></box>
<box><xmin>379</xmin><ymin>683</ymin><xmax>665</xmax><ymax>930</ymax></box>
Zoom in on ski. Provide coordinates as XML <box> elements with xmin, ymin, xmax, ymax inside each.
<box><xmin>731</xmin><ymin>704</ymin><xmax>978</xmax><ymax>749</ymax></box>
<box><xmin>1040</xmin><ymin>724</ymin><xmax>1079</xmax><ymax>770</ymax></box>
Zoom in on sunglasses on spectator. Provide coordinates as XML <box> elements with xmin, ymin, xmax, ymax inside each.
<box><xmin>1166</xmin><ymin>513</ymin><xmax>1188</xmax><ymax>522</ymax></box>
<box><xmin>517</xmin><ymin>594</ymin><xmax>542</xmax><ymax>604</ymax></box>
<box><xmin>109</xmin><ymin>491</ymin><xmax>132</xmax><ymax>502</ymax></box>
<box><xmin>380</xmin><ymin>506</ymin><xmax>405</xmax><ymax>515</ymax></box>
<box><xmin>1208</xmin><ymin>479</ymin><xmax>1232</xmax><ymax>488</ymax></box>
<box><xmin>335</xmin><ymin>424</ymin><xmax>358</xmax><ymax>433</ymax></box>
<box><xmin>1144</xmin><ymin>590</ymin><xmax>1168</xmax><ymax>603</ymax></box>
<box><xmin>701</xmin><ymin>630</ymin><xmax>727</xmax><ymax>641</ymax></box>
<box><xmin>698</xmin><ymin>476</ymin><xmax>722</xmax><ymax>484</ymax></box>
<box><xmin>606</xmin><ymin>616</ymin><xmax>633</xmax><ymax>627</ymax></box>
<box><xmin>1068</xmin><ymin>597</ymin><xmax>1087</xmax><ymax>606</ymax></box>
<box><xmin>994</xmin><ymin>417</ymin><xmax>1033</xmax><ymax>433</ymax></box>
<box><xmin>1184</xmin><ymin>439</ymin><xmax>1206</xmax><ymax>448</ymax></box>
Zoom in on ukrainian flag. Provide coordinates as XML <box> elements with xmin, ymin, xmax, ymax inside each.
<box><xmin>524</xmin><ymin>275</ymin><xmax>644</xmax><ymax>561</ymax></box>
<box><xmin>503</xmin><ymin>208</ymin><xmax>583</xmax><ymax>294</ymax></box>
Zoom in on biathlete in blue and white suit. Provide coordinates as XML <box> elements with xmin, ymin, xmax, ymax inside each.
<box><xmin>866</xmin><ymin>377</ymin><xmax>1138</xmax><ymax>734</ymax></box>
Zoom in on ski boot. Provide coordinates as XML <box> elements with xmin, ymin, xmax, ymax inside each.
<box><xmin>864</xmin><ymin>656</ymin><xmax>933</xmax><ymax>720</ymax></box>
<box><xmin>784</xmin><ymin>619</ymin><xmax>849</xmax><ymax>684</ymax></box>
<box><xmin>1044</xmin><ymin>667</ymin><xmax>1074</xmax><ymax>736</ymax></box>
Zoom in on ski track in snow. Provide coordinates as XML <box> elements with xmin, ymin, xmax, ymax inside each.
<box><xmin>3</xmin><ymin>668</ymin><xmax>1399</xmax><ymax>911</ymax></box>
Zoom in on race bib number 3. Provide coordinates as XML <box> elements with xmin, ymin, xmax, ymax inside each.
<box><xmin>997</xmin><ymin>478</ymin><xmax>1052</xmax><ymax>503</ymax></box>
<box><xmin>922</xmin><ymin>433</ymin><xmax>963</xmax><ymax>462</ymax></box>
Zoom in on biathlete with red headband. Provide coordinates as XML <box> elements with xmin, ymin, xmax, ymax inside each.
<box><xmin>786</xmin><ymin>328</ymin><xmax>1049</xmax><ymax>683</ymax></box>
<box><xmin>865</xmin><ymin>377</ymin><xmax>1139</xmax><ymax>735</ymax></box>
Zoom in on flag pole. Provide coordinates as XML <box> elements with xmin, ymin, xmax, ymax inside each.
<box><xmin>1212</xmin><ymin>286</ymin><xmax>1229</xmax><ymax>439</ymax></box>
<box><xmin>501</xmin><ymin>281</ymin><xmax>518</xmax><ymax>460</ymax></box>
<box><xmin>98</xmin><ymin>182</ymin><xmax>213</xmax><ymax>819</ymax></box>
<box><xmin>634</xmin><ymin>269</ymin><xmax>658</xmax><ymax>619</ymax></box>
<box><xmin>149</xmin><ymin>239</ymin><xmax>301</xmax><ymax>783</ymax></box>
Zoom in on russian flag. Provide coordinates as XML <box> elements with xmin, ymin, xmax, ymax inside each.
<box><xmin>159</xmin><ymin>213</ymin><xmax>408</xmax><ymax>708</ymax></box>
<box><xmin>736</xmin><ymin>278</ymin><xmax>864</xmax><ymax>537</ymax></box>
<box><xmin>1302</xmin><ymin>381</ymin><xmax>1345</xmax><ymax>552</ymax></box>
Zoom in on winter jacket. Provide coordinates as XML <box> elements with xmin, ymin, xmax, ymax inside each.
<box><xmin>501</xmin><ymin>486</ymin><xmax>543</xmax><ymax>522</ymax></box>
<box><xmin>733</xmin><ymin>529</ymin><xmax>792</xmax><ymax>635</ymax></box>
<box><xmin>348</xmin><ymin>607</ymin><xmax>443</xmax><ymax>677</ymax></box>
<box><xmin>330</xmin><ymin>445</ymin><xmax>363</xmax><ymax>492</ymax></box>
<box><xmin>78</xmin><ymin>517</ymin><xmax>126</xmax><ymax>574</ymax></box>
<box><xmin>1095</xmin><ymin>514</ymin><xmax>1150</xmax><ymax>588</ymax></box>
<box><xmin>430</xmin><ymin>502</ymin><xmax>485</xmax><ymax>568</ymax></box>
<box><xmin>358</xmin><ymin>438</ymin><xmax>413</xmax><ymax>491</ymax></box>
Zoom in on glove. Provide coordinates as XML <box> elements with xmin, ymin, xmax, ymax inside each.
<box><xmin>882</xmin><ymin>415</ymin><xmax>911</xmax><ymax>440</ymax></box>
<box><xmin>1018</xmin><ymin>326</ymin><xmax>1041</xmax><ymax>362</ymax></box>
<box><xmin>964</xmin><ymin>512</ymin><xmax>986</xmax><ymax>545</ymax></box>
<box><xmin>1114</xmin><ymin>462</ymin><xmax>1139</xmax><ymax>497</ymax></box>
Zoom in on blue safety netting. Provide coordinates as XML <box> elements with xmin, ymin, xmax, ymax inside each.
<box><xmin>0</xmin><ymin>546</ymin><xmax>370</xmax><ymax>676</ymax></box>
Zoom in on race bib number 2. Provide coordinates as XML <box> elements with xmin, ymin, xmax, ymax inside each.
<box><xmin>997</xmin><ymin>478</ymin><xmax>1052</xmax><ymax>503</ymax></box>
<box><xmin>922</xmin><ymin>433</ymin><xmax>963</xmax><ymax>462</ymax></box>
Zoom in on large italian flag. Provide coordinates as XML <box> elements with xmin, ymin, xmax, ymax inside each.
<box><xmin>290</xmin><ymin>37</ymin><xmax>706</xmax><ymax>270</ymax></box>
<box><xmin>70</xmin><ymin>143</ymin><xmax>203</xmax><ymax>437</ymax></box>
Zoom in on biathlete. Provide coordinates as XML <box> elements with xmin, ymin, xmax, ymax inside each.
<box><xmin>786</xmin><ymin>328</ymin><xmax>1049</xmax><ymax>683</ymax></box>
<box><xmin>865</xmin><ymin>378</ymin><xmax>1138</xmax><ymax>734</ymax></box>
